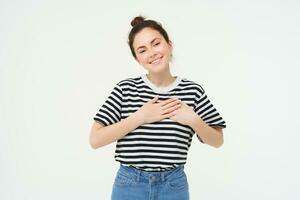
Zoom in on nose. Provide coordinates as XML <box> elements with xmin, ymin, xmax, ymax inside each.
<box><xmin>149</xmin><ymin>47</ymin><xmax>157</xmax><ymax>58</ymax></box>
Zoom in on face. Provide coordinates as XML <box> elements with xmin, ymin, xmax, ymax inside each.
<box><xmin>133</xmin><ymin>27</ymin><xmax>173</xmax><ymax>74</ymax></box>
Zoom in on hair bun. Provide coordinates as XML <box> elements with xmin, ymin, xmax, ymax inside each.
<box><xmin>131</xmin><ymin>16</ymin><xmax>146</xmax><ymax>27</ymax></box>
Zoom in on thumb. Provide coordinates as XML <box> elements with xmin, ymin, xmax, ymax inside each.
<box><xmin>149</xmin><ymin>95</ymin><xmax>159</xmax><ymax>103</ymax></box>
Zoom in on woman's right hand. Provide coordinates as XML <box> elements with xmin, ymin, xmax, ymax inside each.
<box><xmin>134</xmin><ymin>95</ymin><xmax>182</xmax><ymax>124</ymax></box>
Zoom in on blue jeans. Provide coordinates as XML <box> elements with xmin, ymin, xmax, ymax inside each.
<box><xmin>111</xmin><ymin>164</ymin><xmax>189</xmax><ymax>200</ymax></box>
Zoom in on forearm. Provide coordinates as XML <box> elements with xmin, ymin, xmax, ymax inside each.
<box><xmin>189</xmin><ymin>113</ymin><xmax>223</xmax><ymax>148</ymax></box>
<box><xmin>90</xmin><ymin>113</ymin><xmax>144</xmax><ymax>149</ymax></box>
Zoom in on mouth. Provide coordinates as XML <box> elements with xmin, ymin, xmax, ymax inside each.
<box><xmin>149</xmin><ymin>56</ymin><xmax>163</xmax><ymax>65</ymax></box>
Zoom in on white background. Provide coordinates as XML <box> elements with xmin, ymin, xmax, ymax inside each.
<box><xmin>1</xmin><ymin>0</ymin><xmax>299</xmax><ymax>199</ymax></box>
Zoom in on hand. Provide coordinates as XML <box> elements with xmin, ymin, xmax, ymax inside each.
<box><xmin>135</xmin><ymin>96</ymin><xmax>182</xmax><ymax>124</ymax></box>
<box><xmin>169</xmin><ymin>100</ymin><xmax>197</xmax><ymax>126</ymax></box>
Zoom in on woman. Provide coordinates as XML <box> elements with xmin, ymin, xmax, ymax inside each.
<box><xmin>90</xmin><ymin>15</ymin><xmax>226</xmax><ymax>200</ymax></box>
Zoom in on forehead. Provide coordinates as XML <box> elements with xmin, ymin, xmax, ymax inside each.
<box><xmin>133</xmin><ymin>28</ymin><xmax>163</xmax><ymax>48</ymax></box>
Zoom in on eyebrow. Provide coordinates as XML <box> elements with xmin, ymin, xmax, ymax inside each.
<box><xmin>136</xmin><ymin>38</ymin><xmax>161</xmax><ymax>51</ymax></box>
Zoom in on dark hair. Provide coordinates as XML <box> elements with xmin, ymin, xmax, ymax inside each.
<box><xmin>128</xmin><ymin>15</ymin><xmax>171</xmax><ymax>58</ymax></box>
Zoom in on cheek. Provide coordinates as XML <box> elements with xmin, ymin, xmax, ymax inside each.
<box><xmin>165</xmin><ymin>46</ymin><xmax>172</xmax><ymax>54</ymax></box>
<box><xmin>137</xmin><ymin>54</ymin><xmax>148</xmax><ymax>63</ymax></box>
<box><xmin>158</xmin><ymin>45</ymin><xmax>171</xmax><ymax>55</ymax></box>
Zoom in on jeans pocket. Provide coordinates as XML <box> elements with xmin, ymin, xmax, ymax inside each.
<box><xmin>114</xmin><ymin>171</ymin><xmax>138</xmax><ymax>186</ymax></box>
<box><xmin>166</xmin><ymin>171</ymin><xmax>188</xmax><ymax>191</ymax></box>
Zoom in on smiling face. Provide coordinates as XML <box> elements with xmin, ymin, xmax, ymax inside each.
<box><xmin>133</xmin><ymin>27</ymin><xmax>173</xmax><ymax>74</ymax></box>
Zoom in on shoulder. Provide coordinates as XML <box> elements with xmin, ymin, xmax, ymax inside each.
<box><xmin>179</xmin><ymin>76</ymin><xmax>206</xmax><ymax>95</ymax></box>
<box><xmin>115</xmin><ymin>75</ymin><xmax>143</xmax><ymax>88</ymax></box>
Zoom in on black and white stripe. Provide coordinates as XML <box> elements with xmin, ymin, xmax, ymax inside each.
<box><xmin>94</xmin><ymin>75</ymin><xmax>226</xmax><ymax>171</ymax></box>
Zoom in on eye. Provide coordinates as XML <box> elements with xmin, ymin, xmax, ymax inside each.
<box><xmin>139</xmin><ymin>50</ymin><xmax>145</xmax><ymax>54</ymax></box>
<box><xmin>154</xmin><ymin>42</ymin><xmax>160</xmax><ymax>46</ymax></box>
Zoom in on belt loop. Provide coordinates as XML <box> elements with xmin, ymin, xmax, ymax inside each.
<box><xmin>137</xmin><ymin>169</ymin><xmax>141</xmax><ymax>182</ymax></box>
<box><xmin>161</xmin><ymin>171</ymin><xmax>165</xmax><ymax>182</ymax></box>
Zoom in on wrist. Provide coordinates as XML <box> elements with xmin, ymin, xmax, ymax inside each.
<box><xmin>189</xmin><ymin>112</ymin><xmax>203</xmax><ymax>128</ymax></box>
<box><xmin>131</xmin><ymin>111</ymin><xmax>145</xmax><ymax>126</ymax></box>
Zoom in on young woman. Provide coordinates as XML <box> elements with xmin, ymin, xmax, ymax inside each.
<box><xmin>90</xmin><ymin>15</ymin><xmax>226</xmax><ymax>200</ymax></box>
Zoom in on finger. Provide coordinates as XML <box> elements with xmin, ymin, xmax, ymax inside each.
<box><xmin>163</xmin><ymin>110</ymin><xmax>177</xmax><ymax>118</ymax></box>
<box><xmin>162</xmin><ymin>104</ymin><xmax>181</xmax><ymax>114</ymax></box>
<box><xmin>158</xmin><ymin>98</ymin><xmax>178</xmax><ymax>106</ymax></box>
<box><xmin>161</xmin><ymin>99</ymin><xmax>181</xmax><ymax>110</ymax></box>
<box><xmin>149</xmin><ymin>95</ymin><xmax>159</xmax><ymax>103</ymax></box>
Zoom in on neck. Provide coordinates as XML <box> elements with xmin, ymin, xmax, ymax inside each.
<box><xmin>146</xmin><ymin>71</ymin><xmax>176</xmax><ymax>87</ymax></box>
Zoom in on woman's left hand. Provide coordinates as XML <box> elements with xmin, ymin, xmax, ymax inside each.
<box><xmin>169</xmin><ymin>100</ymin><xmax>197</xmax><ymax>126</ymax></box>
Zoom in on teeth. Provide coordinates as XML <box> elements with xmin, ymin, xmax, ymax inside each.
<box><xmin>152</xmin><ymin>59</ymin><xmax>160</xmax><ymax>64</ymax></box>
<box><xmin>150</xmin><ymin>57</ymin><xmax>162</xmax><ymax>64</ymax></box>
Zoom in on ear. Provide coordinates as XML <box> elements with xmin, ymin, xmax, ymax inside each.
<box><xmin>168</xmin><ymin>40</ymin><xmax>173</xmax><ymax>50</ymax></box>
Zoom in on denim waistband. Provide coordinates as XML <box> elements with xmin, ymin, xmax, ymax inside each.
<box><xmin>118</xmin><ymin>164</ymin><xmax>185</xmax><ymax>182</ymax></box>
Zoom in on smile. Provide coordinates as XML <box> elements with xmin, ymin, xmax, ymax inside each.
<box><xmin>150</xmin><ymin>56</ymin><xmax>163</xmax><ymax>65</ymax></box>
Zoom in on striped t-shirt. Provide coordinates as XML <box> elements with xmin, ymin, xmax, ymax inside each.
<box><xmin>93</xmin><ymin>74</ymin><xmax>226</xmax><ymax>171</ymax></box>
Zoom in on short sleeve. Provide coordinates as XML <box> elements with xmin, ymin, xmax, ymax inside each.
<box><xmin>194</xmin><ymin>86</ymin><xmax>226</xmax><ymax>142</ymax></box>
<box><xmin>93</xmin><ymin>83</ymin><xmax>123</xmax><ymax>126</ymax></box>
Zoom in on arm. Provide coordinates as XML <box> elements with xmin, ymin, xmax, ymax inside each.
<box><xmin>89</xmin><ymin>112</ymin><xmax>144</xmax><ymax>149</ymax></box>
<box><xmin>169</xmin><ymin>101</ymin><xmax>224</xmax><ymax>148</ymax></box>
<box><xmin>90</xmin><ymin>96</ymin><xmax>181</xmax><ymax>149</ymax></box>
<box><xmin>189</xmin><ymin>112</ymin><xmax>224</xmax><ymax>148</ymax></box>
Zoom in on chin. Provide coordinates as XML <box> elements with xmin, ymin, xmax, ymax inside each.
<box><xmin>148</xmin><ymin>63</ymin><xmax>169</xmax><ymax>73</ymax></box>
<box><xmin>151</xmin><ymin>69</ymin><xmax>168</xmax><ymax>75</ymax></box>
